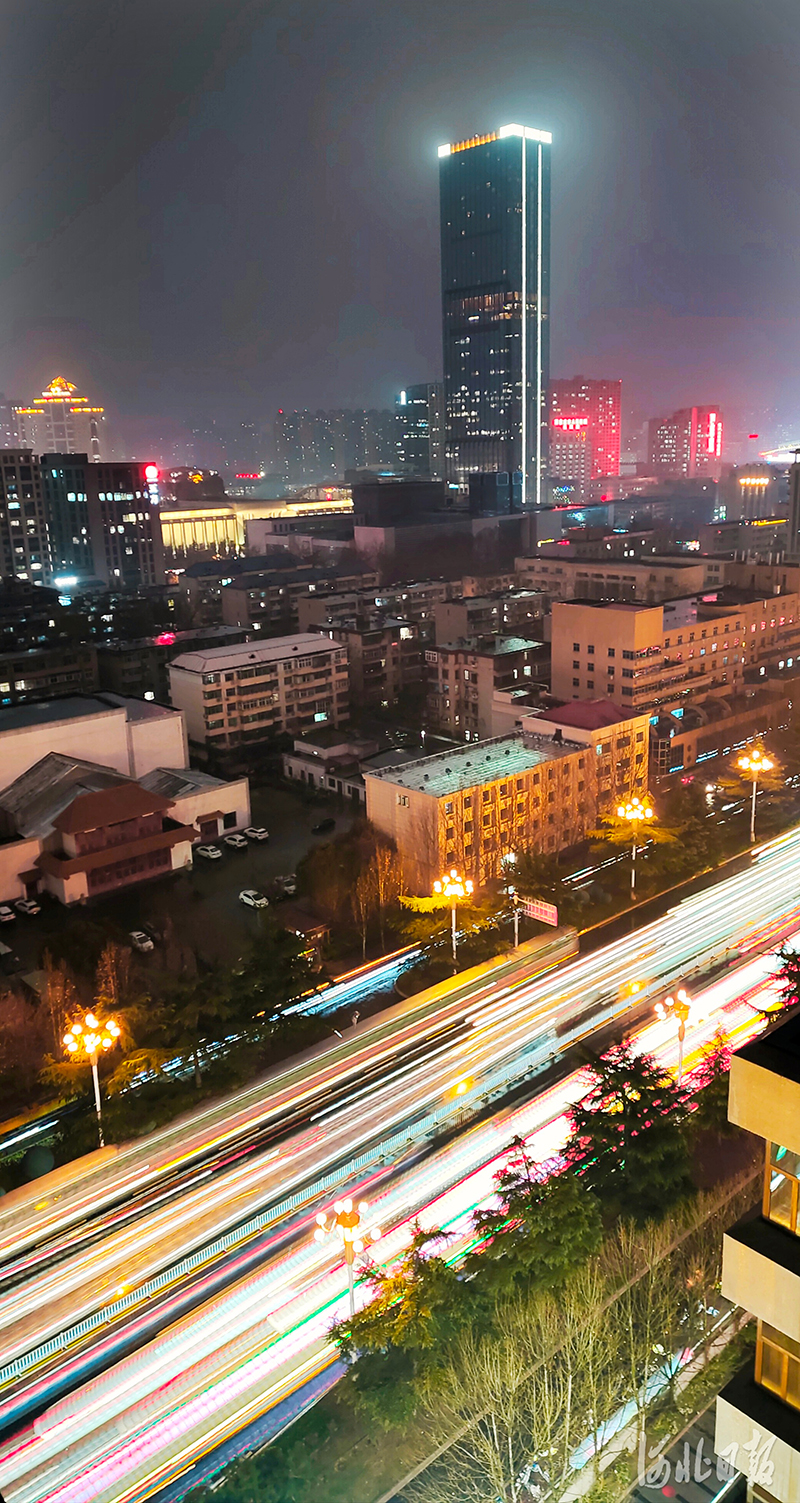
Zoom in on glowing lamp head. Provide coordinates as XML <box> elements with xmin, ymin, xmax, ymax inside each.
<box><xmin>144</xmin><ymin>463</ymin><xmax>159</xmax><ymax>481</ymax></box>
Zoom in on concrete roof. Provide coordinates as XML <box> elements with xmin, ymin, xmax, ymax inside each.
<box><xmin>0</xmin><ymin>754</ymin><xmax>133</xmax><ymax>839</ymax></box>
<box><xmin>536</xmin><ymin>699</ymin><xmax>632</xmax><ymax>730</ymax></box>
<box><xmin>0</xmin><ymin>697</ymin><xmax>120</xmax><ymax>735</ymax></box>
<box><xmin>169</xmin><ymin>633</ymin><xmax>340</xmax><ymax>675</ymax></box>
<box><xmin>363</xmin><ymin>732</ymin><xmax>583</xmax><ymax>799</ymax></box>
<box><xmin>437</xmin><ymin>635</ymin><xmax>541</xmax><ymax>656</ymax></box>
<box><xmin>141</xmin><ymin>766</ymin><xmax>239</xmax><ymax>799</ymax></box>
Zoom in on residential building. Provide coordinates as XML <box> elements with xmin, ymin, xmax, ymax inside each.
<box><xmin>434</xmin><ymin>592</ymin><xmax>547</xmax><ymax>643</ymax></box>
<box><xmin>364</xmin><ymin>716</ymin><xmax>647</xmax><ymax>891</ymax></box>
<box><xmin>168</xmin><ymin>633</ymin><xmax>349</xmax><ymax>751</ymax></box>
<box><xmin>275</xmin><ymin>409</ymin><xmax>398</xmax><ymax>487</ymax></box>
<box><xmin>0</xmin><ymin>694</ymin><xmax>188</xmax><ymax>789</ymax></box>
<box><xmin>715</xmin><ymin>1011</ymin><xmax>800</xmax><ymax>1501</ymax></box>
<box><xmin>648</xmin><ymin>406</ymin><xmax>723</xmax><ymax>479</ymax></box>
<box><xmin>87</xmin><ymin>462</ymin><xmax>166</xmax><ymax>587</ymax></box>
<box><xmin>0</xmin><ymin>644</ymin><xmax>98</xmax><ymax>706</ymax></box>
<box><xmin>395</xmin><ymin>383</ymin><xmax>445</xmax><ymax>477</ymax></box>
<box><xmin>551</xmin><ymin>590</ymin><xmax>800</xmax><ymax>715</ymax></box>
<box><xmin>313</xmin><ymin>614</ymin><xmax>425</xmax><ymax>707</ymax></box>
<box><xmin>549</xmin><ymin>377</ymin><xmax>622</xmax><ymax>500</ymax></box>
<box><xmin>515</xmin><ymin>552</ymin><xmax>713</xmax><ymax>603</ymax></box>
<box><xmin>96</xmin><ymin>626</ymin><xmax>247</xmax><ymax>703</ymax></box>
<box><xmin>426</xmin><ymin>635</ymin><xmax>549</xmax><ymax>741</ymax></box>
<box><xmin>296</xmin><ymin>578</ymin><xmax>452</xmax><ymax>635</ymax></box>
<box><xmin>14</xmin><ymin>377</ymin><xmax>105</xmax><ymax>460</ymax></box>
<box><xmin>0</xmin><ymin>450</ymin><xmax>53</xmax><ymax>585</ymax></box>
<box><xmin>0</xmin><ymin>394</ymin><xmax>21</xmax><ymax>449</ymax></box>
<box><xmin>40</xmin><ymin>452</ymin><xmax>94</xmax><ymax>581</ymax></box>
<box><xmin>220</xmin><ymin>563</ymin><xmax>378</xmax><ymax>633</ymax></box>
<box><xmin>439</xmin><ymin>124</ymin><xmax>552</xmax><ymax>502</ymax></box>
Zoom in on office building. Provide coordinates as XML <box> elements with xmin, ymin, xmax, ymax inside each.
<box><xmin>275</xmin><ymin>409</ymin><xmax>398</xmax><ymax>487</ymax></box>
<box><xmin>0</xmin><ymin>395</ymin><xmax>21</xmax><ymax>449</ymax></box>
<box><xmin>15</xmin><ymin>377</ymin><xmax>105</xmax><ymax>460</ymax></box>
<box><xmin>788</xmin><ymin>459</ymin><xmax>800</xmax><ymax>562</ymax></box>
<box><xmin>0</xmin><ymin>450</ymin><xmax>53</xmax><ymax>585</ymax></box>
<box><xmin>439</xmin><ymin>124</ymin><xmax>552</xmax><ymax>503</ymax></box>
<box><xmin>715</xmin><ymin>1012</ymin><xmax>800</xmax><ymax>1501</ymax></box>
<box><xmin>549</xmin><ymin>377</ymin><xmax>622</xmax><ymax>501</ymax></box>
<box><xmin>648</xmin><ymin>406</ymin><xmax>723</xmax><ymax>479</ymax></box>
<box><xmin>365</xmin><ymin>711</ymin><xmax>647</xmax><ymax>891</ymax></box>
<box><xmin>40</xmin><ymin>452</ymin><xmax>94</xmax><ymax>581</ymax></box>
<box><xmin>395</xmin><ymin>383</ymin><xmax>444</xmax><ymax>477</ymax></box>
<box><xmin>168</xmin><ymin>633</ymin><xmax>350</xmax><ymax>751</ymax></box>
<box><xmin>86</xmin><ymin>461</ymin><xmax>166</xmax><ymax>587</ymax></box>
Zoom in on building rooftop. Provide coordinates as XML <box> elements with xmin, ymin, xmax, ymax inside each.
<box><xmin>139</xmin><ymin>766</ymin><xmax>232</xmax><ymax>799</ymax></box>
<box><xmin>535</xmin><ymin>698</ymin><xmax>633</xmax><ymax>731</ymax></box>
<box><xmin>169</xmin><ymin>633</ymin><xmax>341</xmax><ymax>675</ymax></box>
<box><xmin>364</xmin><ymin>732</ymin><xmax>583</xmax><ymax>799</ymax></box>
<box><xmin>0</xmin><ymin>754</ymin><xmax>132</xmax><ymax>839</ymax></box>
<box><xmin>54</xmin><ymin>782</ymin><xmax>171</xmax><ymax>834</ymax></box>
<box><xmin>0</xmin><ymin>697</ymin><xmax>119</xmax><ymax>735</ymax></box>
<box><xmin>437</xmin><ymin>635</ymin><xmax>542</xmax><ymax>656</ymax></box>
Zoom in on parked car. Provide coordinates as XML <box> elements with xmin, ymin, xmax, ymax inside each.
<box><xmin>223</xmin><ymin>833</ymin><xmax>248</xmax><ymax>851</ymax></box>
<box><xmin>312</xmin><ymin>817</ymin><xmax>336</xmax><ymax>835</ymax></box>
<box><xmin>239</xmin><ymin>888</ymin><xmax>269</xmax><ymax>909</ymax></box>
<box><xmin>0</xmin><ymin>906</ymin><xmax>16</xmax><ymax>924</ymax></box>
<box><xmin>129</xmin><ymin>930</ymin><xmax>154</xmax><ymax>953</ymax></box>
<box><xmin>243</xmin><ymin>826</ymin><xmax>269</xmax><ymax>842</ymax></box>
<box><xmin>15</xmin><ymin>899</ymin><xmax>41</xmax><ymax>917</ymax></box>
<box><xmin>273</xmin><ymin>873</ymin><xmax>297</xmax><ymax>897</ymax></box>
<box><xmin>195</xmin><ymin>844</ymin><xmax>222</xmax><ymax>861</ymax></box>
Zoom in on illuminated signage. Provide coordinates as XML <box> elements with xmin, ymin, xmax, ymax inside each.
<box><xmin>552</xmin><ymin>416</ymin><xmax>588</xmax><ymax>431</ymax></box>
<box><xmin>145</xmin><ymin>464</ymin><xmax>159</xmax><ymax>481</ymax></box>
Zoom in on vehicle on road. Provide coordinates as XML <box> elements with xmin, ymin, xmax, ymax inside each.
<box><xmin>243</xmin><ymin>826</ymin><xmax>269</xmax><ymax>842</ymax></box>
<box><xmin>0</xmin><ymin>905</ymin><xmax>15</xmax><ymax>924</ymax></box>
<box><xmin>311</xmin><ymin>817</ymin><xmax>336</xmax><ymax>835</ymax></box>
<box><xmin>239</xmin><ymin>888</ymin><xmax>269</xmax><ymax>909</ymax></box>
<box><xmin>223</xmin><ymin>833</ymin><xmax>248</xmax><ymax>850</ymax></box>
<box><xmin>15</xmin><ymin>899</ymin><xmax>41</xmax><ymax>917</ymax></box>
<box><xmin>129</xmin><ymin>930</ymin><xmax>155</xmax><ymax>953</ymax></box>
<box><xmin>195</xmin><ymin>844</ymin><xmax>222</xmax><ymax>861</ymax></box>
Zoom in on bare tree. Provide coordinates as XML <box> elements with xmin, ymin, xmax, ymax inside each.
<box><xmin>351</xmin><ymin>864</ymin><xmax>377</xmax><ymax>960</ymax></box>
<box><xmin>372</xmin><ymin>840</ymin><xmax>404</xmax><ymax>949</ymax></box>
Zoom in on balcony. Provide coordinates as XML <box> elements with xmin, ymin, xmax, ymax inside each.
<box><xmin>722</xmin><ymin>1208</ymin><xmax>800</xmax><ymax>1341</ymax></box>
<box><xmin>716</xmin><ymin>1361</ymin><xmax>800</xmax><ymax>1498</ymax></box>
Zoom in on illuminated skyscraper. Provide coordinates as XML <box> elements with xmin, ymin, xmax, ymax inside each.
<box><xmin>395</xmin><ymin>383</ymin><xmax>444</xmax><ymax>477</ymax></box>
<box><xmin>15</xmin><ymin>377</ymin><xmax>105</xmax><ymax>461</ymax></box>
<box><xmin>648</xmin><ymin>406</ymin><xmax>723</xmax><ymax>480</ymax></box>
<box><xmin>549</xmin><ymin>376</ymin><xmax>621</xmax><ymax>500</ymax></box>
<box><xmin>439</xmin><ymin>124</ymin><xmax>552</xmax><ymax>505</ymax></box>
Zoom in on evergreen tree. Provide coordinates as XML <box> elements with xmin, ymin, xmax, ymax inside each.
<box><xmin>689</xmin><ymin>1027</ymin><xmax>734</xmax><ymax>1137</ymax></box>
<box><xmin>564</xmin><ymin>1039</ymin><xmax>692</xmax><ymax>1223</ymax></box>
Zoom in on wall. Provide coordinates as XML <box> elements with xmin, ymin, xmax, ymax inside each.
<box><xmin>126</xmin><ymin>711</ymin><xmax>188</xmax><ymax>778</ymax></box>
<box><xmin>171</xmin><ymin>778</ymin><xmax>251</xmax><ymax>834</ymax></box>
<box><xmin>167</xmin><ymin>668</ymin><xmax>208</xmax><ymax>744</ymax></box>
<box><xmin>0</xmin><ymin>835</ymin><xmax>46</xmax><ymax>902</ymax></box>
<box><xmin>0</xmin><ymin>708</ymin><xmax>130</xmax><ymax>790</ymax></box>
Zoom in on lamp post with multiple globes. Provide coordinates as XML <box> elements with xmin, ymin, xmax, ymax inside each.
<box><xmin>655</xmin><ymin>987</ymin><xmax>692</xmax><ymax>1085</ymax></box>
<box><xmin>63</xmin><ymin>1012</ymin><xmax>121</xmax><ymax>1147</ymax></box>
<box><xmin>738</xmin><ymin>748</ymin><xmax>774</xmax><ymax>844</ymax></box>
<box><xmin>313</xmin><ymin>1197</ymin><xmax>382</xmax><ymax>1319</ymax></box>
<box><xmin>433</xmin><ymin>868</ymin><xmax>474</xmax><ymax>967</ymax></box>
<box><xmin>616</xmin><ymin>796</ymin><xmax>655</xmax><ymax>897</ymax></box>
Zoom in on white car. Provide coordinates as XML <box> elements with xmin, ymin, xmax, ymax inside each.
<box><xmin>223</xmin><ymin>833</ymin><xmax>248</xmax><ymax>851</ymax></box>
<box><xmin>129</xmin><ymin>930</ymin><xmax>154</xmax><ymax>953</ymax></box>
<box><xmin>15</xmin><ymin>899</ymin><xmax>41</xmax><ymax>917</ymax></box>
<box><xmin>0</xmin><ymin>906</ymin><xmax>15</xmax><ymax>924</ymax></box>
<box><xmin>239</xmin><ymin>888</ymin><xmax>269</xmax><ymax>909</ymax></box>
<box><xmin>244</xmin><ymin>826</ymin><xmax>269</xmax><ymax>842</ymax></box>
<box><xmin>195</xmin><ymin>844</ymin><xmax>222</xmax><ymax>861</ymax></box>
<box><xmin>274</xmin><ymin>873</ymin><xmax>297</xmax><ymax>896</ymax></box>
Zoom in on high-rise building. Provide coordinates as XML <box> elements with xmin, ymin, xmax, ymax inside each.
<box><xmin>0</xmin><ymin>395</ymin><xmax>21</xmax><ymax>449</ymax></box>
<box><xmin>395</xmin><ymin>383</ymin><xmax>444</xmax><ymax>477</ymax></box>
<box><xmin>40</xmin><ymin>453</ymin><xmax>94</xmax><ymax>582</ymax></box>
<box><xmin>275</xmin><ymin>409</ymin><xmax>399</xmax><ymax>486</ymax></box>
<box><xmin>787</xmin><ymin>458</ymin><xmax>800</xmax><ymax>560</ymax></box>
<box><xmin>86</xmin><ymin>461</ymin><xmax>165</xmax><ymax>587</ymax></box>
<box><xmin>439</xmin><ymin>124</ymin><xmax>552</xmax><ymax>504</ymax></box>
<box><xmin>648</xmin><ymin>406</ymin><xmax>723</xmax><ymax>479</ymax></box>
<box><xmin>15</xmin><ymin>377</ymin><xmax>105</xmax><ymax>460</ymax></box>
<box><xmin>549</xmin><ymin>377</ymin><xmax>621</xmax><ymax>500</ymax></box>
<box><xmin>0</xmin><ymin>450</ymin><xmax>53</xmax><ymax>584</ymax></box>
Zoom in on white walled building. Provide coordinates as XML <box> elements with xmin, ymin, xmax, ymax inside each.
<box><xmin>0</xmin><ymin>695</ymin><xmax>188</xmax><ymax>789</ymax></box>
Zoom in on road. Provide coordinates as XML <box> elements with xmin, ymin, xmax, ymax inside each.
<box><xmin>0</xmin><ymin>825</ymin><xmax>798</xmax><ymax>1503</ymax></box>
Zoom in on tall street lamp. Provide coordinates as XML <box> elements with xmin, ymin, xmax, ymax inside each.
<box><xmin>63</xmin><ymin>1012</ymin><xmax>121</xmax><ymax>1148</ymax></box>
<box><xmin>433</xmin><ymin>868</ymin><xmax>474</xmax><ymax>968</ymax></box>
<box><xmin>314</xmin><ymin>1196</ymin><xmax>382</xmax><ymax>1319</ymax></box>
<box><xmin>738</xmin><ymin>748</ymin><xmax>774</xmax><ymax>844</ymax></box>
<box><xmin>655</xmin><ymin>987</ymin><xmax>692</xmax><ymax>1085</ymax></box>
<box><xmin>616</xmin><ymin>796</ymin><xmax>655</xmax><ymax>897</ymax></box>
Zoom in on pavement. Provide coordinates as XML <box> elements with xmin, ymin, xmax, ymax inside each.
<box><xmin>0</xmin><ymin>784</ymin><xmax>358</xmax><ymax>974</ymax></box>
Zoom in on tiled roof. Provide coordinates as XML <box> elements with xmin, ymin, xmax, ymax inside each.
<box><xmin>53</xmin><ymin>782</ymin><xmax>172</xmax><ymax>834</ymax></box>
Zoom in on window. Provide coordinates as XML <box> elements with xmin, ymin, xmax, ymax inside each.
<box><xmin>572</xmin><ymin>642</ymin><xmax>580</xmax><ymax>652</ymax></box>
<box><xmin>573</xmin><ymin>660</ymin><xmax>580</xmax><ymax>670</ymax></box>
<box><xmin>445</xmin><ymin>801</ymin><xmax>453</xmax><ymax>814</ymax></box>
<box><xmin>587</xmin><ymin>644</ymin><xmax>594</xmax><ymax>655</ymax></box>
<box><xmin>482</xmin><ymin>789</ymin><xmax>490</xmax><ymax>801</ymax></box>
<box><xmin>396</xmin><ymin>793</ymin><xmax>409</xmax><ymax>807</ymax></box>
<box><xmin>587</xmin><ymin>679</ymin><xmax>594</xmax><ymax>689</ymax></box>
<box><xmin>756</xmin><ymin>1321</ymin><xmax>800</xmax><ymax>1410</ymax></box>
<box><xmin>764</xmin><ymin>1143</ymin><xmax>800</xmax><ymax>1233</ymax></box>
<box><xmin>622</xmin><ymin>649</ymin><xmax>635</xmax><ymax>660</ymax></box>
<box><xmin>573</xmin><ymin>678</ymin><xmax>579</xmax><ymax>687</ymax></box>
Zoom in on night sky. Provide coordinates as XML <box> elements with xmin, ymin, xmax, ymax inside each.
<box><xmin>1</xmin><ymin>0</ymin><xmax>798</xmax><ymax>455</ymax></box>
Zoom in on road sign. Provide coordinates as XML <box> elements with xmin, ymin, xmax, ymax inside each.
<box><xmin>522</xmin><ymin>898</ymin><xmax>558</xmax><ymax>927</ymax></box>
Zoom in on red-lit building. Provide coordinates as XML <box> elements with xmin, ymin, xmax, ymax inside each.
<box><xmin>86</xmin><ymin>461</ymin><xmax>166</xmax><ymax>587</ymax></box>
<box><xmin>548</xmin><ymin>377</ymin><xmax>622</xmax><ymax>500</ymax></box>
<box><xmin>648</xmin><ymin>406</ymin><xmax>723</xmax><ymax>480</ymax></box>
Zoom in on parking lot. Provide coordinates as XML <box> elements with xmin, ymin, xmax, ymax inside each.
<box><xmin>0</xmin><ymin>784</ymin><xmax>359</xmax><ymax>976</ymax></box>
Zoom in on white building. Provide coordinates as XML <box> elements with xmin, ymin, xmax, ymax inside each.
<box><xmin>0</xmin><ymin>694</ymin><xmax>188</xmax><ymax>789</ymax></box>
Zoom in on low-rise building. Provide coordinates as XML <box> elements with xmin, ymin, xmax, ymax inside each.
<box><xmin>434</xmin><ymin>591</ymin><xmax>547</xmax><ymax>644</ymax></box>
<box><xmin>0</xmin><ymin>694</ymin><xmax>188</xmax><ymax>789</ymax></box>
<box><xmin>168</xmin><ymin>633</ymin><xmax>350</xmax><ymax>751</ymax></box>
<box><xmin>651</xmin><ymin>688</ymin><xmax>793</xmax><ymax>777</ymax></box>
<box><xmin>365</xmin><ymin>719</ymin><xmax>647</xmax><ymax>891</ymax></box>
<box><xmin>426</xmin><ymin>636</ymin><xmax>549</xmax><ymax>742</ymax></box>
<box><xmin>715</xmin><ymin>1012</ymin><xmax>800</xmax><ymax>1501</ymax></box>
<box><xmin>96</xmin><ymin>626</ymin><xmax>247</xmax><ymax>702</ymax></box>
<box><xmin>516</xmin><ymin>552</ymin><xmax>717</xmax><ymax>603</ymax></box>
<box><xmin>312</xmin><ymin>615</ymin><xmax>425</xmax><ymax>707</ymax></box>
<box><xmin>0</xmin><ymin>644</ymin><xmax>98</xmax><ymax>706</ymax></box>
<box><xmin>221</xmin><ymin>564</ymin><xmax>377</xmax><ymax>632</ymax></box>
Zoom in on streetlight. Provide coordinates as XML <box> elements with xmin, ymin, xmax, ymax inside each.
<box><xmin>616</xmin><ymin>796</ymin><xmax>655</xmax><ymax>897</ymax></box>
<box><xmin>507</xmin><ymin>886</ymin><xmax>520</xmax><ymax>948</ymax></box>
<box><xmin>313</xmin><ymin>1196</ymin><xmax>382</xmax><ymax>1319</ymax></box>
<box><xmin>63</xmin><ymin>1012</ymin><xmax>121</xmax><ymax>1148</ymax></box>
<box><xmin>655</xmin><ymin>987</ymin><xmax>692</xmax><ymax>1085</ymax></box>
<box><xmin>433</xmin><ymin>868</ymin><xmax>474</xmax><ymax>967</ymax></box>
<box><xmin>738</xmin><ymin>748</ymin><xmax>774</xmax><ymax>844</ymax></box>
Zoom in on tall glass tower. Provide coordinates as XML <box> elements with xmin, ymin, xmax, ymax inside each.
<box><xmin>439</xmin><ymin>124</ymin><xmax>551</xmax><ymax>506</ymax></box>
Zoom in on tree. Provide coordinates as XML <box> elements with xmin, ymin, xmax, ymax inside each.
<box><xmin>351</xmin><ymin>864</ymin><xmax>377</xmax><ymax>960</ymax></box>
<box><xmin>689</xmin><ymin>1026</ymin><xmax>734</xmax><ymax>1138</ymax></box>
<box><xmin>590</xmin><ymin>806</ymin><xmax>679</xmax><ymax>895</ymax></box>
<box><xmin>775</xmin><ymin>944</ymin><xmax>800</xmax><ymax>1013</ymax></box>
<box><xmin>155</xmin><ymin>955</ymin><xmax>234</xmax><ymax>1089</ymax></box>
<box><xmin>564</xmin><ymin>1039</ymin><xmax>693</xmax><ymax>1223</ymax></box>
<box><xmin>467</xmin><ymin>1139</ymin><xmax>603</xmax><ymax>1294</ymax></box>
<box><xmin>372</xmin><ymin>840</ymin><xmax>404</xmax><ymax>949</ymax></box>
<box><xmin>232</xmin><ymin>916</ymin><xmax>321</xmax><ymax>1027</ymax></box>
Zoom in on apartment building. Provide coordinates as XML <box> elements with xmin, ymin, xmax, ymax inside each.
<box><xmin>313</xmin><ymin>615</ymin><xmax>424</xmax><ymax>707</ymax></box>
<box><xmin>551</xmin><ymin>590</ymin><xmax>800</xmax><ymax>716</ymax></box>
<box><xmin>365</xmin><ymin>715</ymin><xmax>647</xmax><ymax>891</ymax></box>
<box><xmin>426</xmin><ymin>636</ymin><xmax>549</xmax><ymax>741</ymax></box>
<box><xmin>296</xmin><ymin>578</ymin><xmax>453</xmax><ymax>635</ymax></box>
<box><xmin>0</xmin><ymin>644</ymin><xmax>98</xmax><ymax>706</ymax></box>
<box><xmin>515</xmin><ymin>552</ymin><xmax>717</xmax><ymax>603</ymax></box>
<box><xmin>434</xmin><ymin>591</ymin><xmax>547</xmax><ymax>643</ymax></box>
<box><xmin>168</xmin><ymin>633</ymin><xmax>349</xmax><ymax>751</ymax></box>
<box><xmin>221</xmin><ymin>563</ymin><xmax>379</xmax><ymax>632</ymax></box>
<box><xmin>0</xmin><ymin>450</ymin><xmax>53</xmax><ymax>585</ymax></box>
<box><xmin>87</xmin><ymin>461</ymin><xmax>166</xmax><ymax>588</ymax></box>
<box><xmin>96</xmin><ymin>626</ymin><xmax>246</xmax><ymax>703</ymax></box>
<box><xmin>715</xmin><ymin>1012</ymin><xmax>800</xmax><ymax>1501</ymax></box>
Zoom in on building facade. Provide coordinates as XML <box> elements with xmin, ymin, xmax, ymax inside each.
<box><xmin>168</xmin><ymin>633</ymin><xmax>350</xmax><ymax>750</ymax></box>
<box><xmin>426</xmin><ymin>635</ymin><xmax>548</xmax><ymax>741</ymax></box>
<box><xmin>314</xmin><ymin>615</ymin><xmax>425</xmax><ymax>707</ymax></box>
<box><xmin>715</xmin><ymin>1013</ymin><xmax>800</xmax><ymax>1501</ymax></box>
<box><xmin>0</xmin><ymin>450</ymin><xmax>53</xmax><ymax>585</ymax></box>
<box><xmin>15</xmin><ymin>377</ymin><xmax>105</xmax><ymax>460</ymax></box>
<box><xmin>40</xmin><ymin>452</ymin><xmax>94</xmax><ymax>581</ymax></box>
<box><xmin>0</xmin><ymin>644</ymin><xmax>98</xmax><ymax>706</ymax></box>
<box><xmin>86</xmin><ymin>462</ymin><xmax>166</xmax><ymax>587</ymax></box>
<box><xmin>548</xmin><ymin>377</ymin><xmax>622</xmax><ymax>501</ymax></box>
<box><xmin>395</xmin><ymin>383</ymin><xmax>445</xmax><ymax>477</ymax></box>
<box><xmin>648</xmin><ymin>406</ymin><xmax>723</xmax><ymax>479</ymax></box>
<box><xmin>439</xmin><ymin>124</ymin><xmax>551</xmax><ymax>503</ymax></box>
